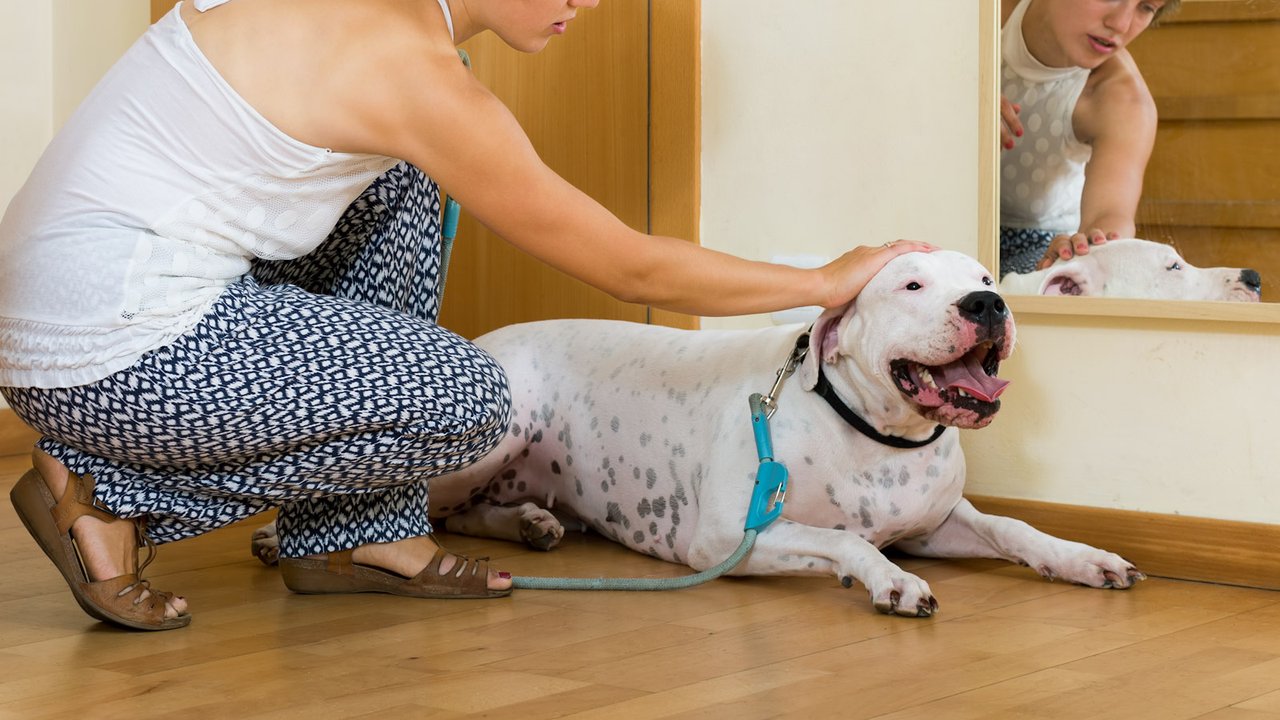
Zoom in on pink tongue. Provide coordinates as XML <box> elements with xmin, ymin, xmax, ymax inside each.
<box><xmin>932</xmin><ymin>354</ymin><xmax>1010</xmax><ymax>402</ymax></box>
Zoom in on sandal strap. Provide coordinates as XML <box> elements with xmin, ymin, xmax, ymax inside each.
<box><xmin>84</xmin><ymin>574</ymin><xmax>175</xmax><ymax>623</ymax></box>
<box><xmin>52</xmin><ymin>471</ymin><xmax>117</xmax><ymax>535</ymax></box>
<box><xmin>412</xmin><ymin>547</ymin><xmax>492</xmax><ymax>595</ymax></box>
<box><xmin>326</xmin><ymin>548</ymin><xmax>356</xmax><ymax>577</ymax></box>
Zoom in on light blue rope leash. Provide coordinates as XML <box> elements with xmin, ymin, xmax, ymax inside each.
<box><xmin>436</xmin><ymin>49</ymin><xmax>471</xmax><ymax>302</ymax></box>
<box><xmin>510</xmin><ymin>337</ymin><xmax>808</xmax><ymax>591</ymax></box>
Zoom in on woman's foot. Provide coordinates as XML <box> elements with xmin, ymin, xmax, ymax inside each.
<box><xmin>344</xmin><ymin>535</ymin><xmax>512</xmax><ymax>593</ymax></box>
<box><xmin>31</xmin><ymin>449</ymin><xmax>188</xmax><ymax>620</ymax></box>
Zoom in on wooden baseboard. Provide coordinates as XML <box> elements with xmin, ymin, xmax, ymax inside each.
<box><xmin>967</xmin><ymin>494</ymin><xmax>1280</xmax><ymax>591</ymax></box>
<box><xmin>0</xmin><ymin>408</ymin><xmax>39</xmax><ymax>459</ymax></box>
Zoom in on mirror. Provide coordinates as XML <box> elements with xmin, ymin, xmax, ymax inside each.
<box><xmin>994</xmin><ymin>0</ymin><xmax>1279</xmax><ymax>304</ymax></box>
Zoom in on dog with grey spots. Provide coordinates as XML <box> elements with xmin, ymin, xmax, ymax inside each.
<box><xmin>254</xmin><ymin>250</ymin><xmax>1144</xmax><ymax>616</ymax></box>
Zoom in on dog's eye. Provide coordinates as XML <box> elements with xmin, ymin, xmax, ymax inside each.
<box><xmin>982</xmin><ymin>276</ymin><xmax>993</xmax><ymax>286</ymax></box>
<box><xmin>905</xmin><ymin>282</ymin><xmax>922</xmax><ymax>291</ymax></box>
<box><xmin>1167</xmin><ymin>262</ymin><xmax>1183</xmax><ymax>271</ymax></box>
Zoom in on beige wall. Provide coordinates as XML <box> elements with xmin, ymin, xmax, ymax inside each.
<box><xmin>700</xmin><ymin>1</ymin><xmax>1280</xmax><ymax>526</ymax></box>
<box><xmin>0</xmin><ymin>0</ymin><xmax>150</xmax><ymax>410</ymax></box>
<box><xmin>700</xmin><ymin>0</ymin><xmax>981</xmax><ymax>330</ymax></box>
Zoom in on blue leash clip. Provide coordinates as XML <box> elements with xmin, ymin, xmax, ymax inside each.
<box><xmin>746</xmin><ymin>393</ymin><xmax>788</xmax><ymax>531</ymax></box>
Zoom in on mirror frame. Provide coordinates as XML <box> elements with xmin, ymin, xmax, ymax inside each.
<box><xmin>977</xmin><ymin>0</ymin><xmax>1280</xmax><ymax>325</ymax></box>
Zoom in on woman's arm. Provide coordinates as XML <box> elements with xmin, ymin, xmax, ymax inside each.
<box><xmin>1035</xmin><ymin>55</ymin><xmax>1157</xmax><ymax>269</ymax></box>
<box><xmin>320</xmin><ymin>16</ymin><xmax>932</xmax><ymax>317</ymax></box>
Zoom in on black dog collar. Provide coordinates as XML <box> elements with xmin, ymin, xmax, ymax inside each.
<box><xmin>812</xmin><ymin>364</ymin><xmax>946</xmax><ymax>449</ymax></box>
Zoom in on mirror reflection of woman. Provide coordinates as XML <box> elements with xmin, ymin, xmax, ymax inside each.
<box><xmin>998</xmin><ymin>0</ymin><xmax>1179</xmax><ymax>277</ymax></box>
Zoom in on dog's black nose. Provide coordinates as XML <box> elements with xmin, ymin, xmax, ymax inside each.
<box><xmin>957</xmin><ymin>291</ymin><xmax>1008</xmax><ymax>327</ymax></box>
<box><xmin>1241</xmin><ymin>268</ymin><xmax>1262</xmax><ymax>293</ymax></box>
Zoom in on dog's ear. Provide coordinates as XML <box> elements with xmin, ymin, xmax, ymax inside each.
<box><xmin>798</xmin><ymin>302</ymin><xmax>852</xmax><ymax>390</ymax></box>
<box><xmin>1038</xmin><ymin>259</ymin><xmax>1101</xmax><ymax>296</ymax></box>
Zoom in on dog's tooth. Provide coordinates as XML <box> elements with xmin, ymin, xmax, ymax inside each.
<box><xmin>920</xmin><ymin>368</ymin><xmax>936</xmax><ymax>389</ymax></box>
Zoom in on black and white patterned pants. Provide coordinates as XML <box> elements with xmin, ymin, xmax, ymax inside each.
<box><xmin>2</xmin><ymin>163</ymin><xmax>512</xmax><ymax>557</ymax></box>
<box><xmin>999</xmin><ymin>226</ymin><xmax>1059</xmax><ymax>278</ymax></box>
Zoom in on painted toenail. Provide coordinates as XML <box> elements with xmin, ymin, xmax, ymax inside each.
<box><xmin>498</xmin><ymin>571</ymin><xmax>511</xmax><ymax>579</ymax></box>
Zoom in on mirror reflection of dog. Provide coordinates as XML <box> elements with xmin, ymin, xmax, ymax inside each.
<box><xmin>1001</xmin><ymin>238</ymin><xmax>1262</xmax><ymax>301</ymax></box>
<box><xmin>255</xmin><ymin>251</ymin><xmax>1145</xmax><ymax>617</ymax></box>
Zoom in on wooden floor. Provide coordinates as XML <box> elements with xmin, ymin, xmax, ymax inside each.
<box><xmin>4</xmin><ymin>452</ymin><xmax>1280</xmax><ymax>720</ymax></box>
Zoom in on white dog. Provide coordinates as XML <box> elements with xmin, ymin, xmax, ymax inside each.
<box><xmin>1000</xmin><ymin>238</ymin><xmax>1261</xmax><ymax>301</ymax></box>
<box><xmin>256</xmin><ymin>250</ymin><xmax>1143</xmax><ymax>616</ymax></box>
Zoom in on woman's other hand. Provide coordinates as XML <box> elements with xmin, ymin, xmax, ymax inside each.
<box><xmin>1000</xmin><ymin>95</ymin><xmax>1023</xmax><ymax>151</ymax></box>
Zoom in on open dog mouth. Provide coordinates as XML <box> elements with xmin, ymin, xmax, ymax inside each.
<box><xmin>889</xmin><ymin>341</ymin><xmax>1010</xmax><ymax>422</ymax></box>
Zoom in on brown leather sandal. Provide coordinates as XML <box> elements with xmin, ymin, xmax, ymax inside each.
<box><xmin>280</xmin><ymin>543</ymin><xmax>512</xmax><ymax>599</ymax></box>
<box><xmin>9</xmin><ymin>464</ymin><xmax>191</xmax><ymax>630</ymax></box>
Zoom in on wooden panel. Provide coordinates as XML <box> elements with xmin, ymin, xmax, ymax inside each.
<box><xmin>0</xmin><ymin>409</ymin><xmax>39</xmax><ymax>458</ymax></box>
<box><xmin>647</xmin><ymin>0</ymin><xmax>701</xmax><ymax>332</ymax></box>
<box><xmin>1130</xmin><ymin>18</ymin><xmax>1280</xmax><ymax>107</ymax></box>
<box><xmin>151</xmin><ymin>0</ymin><xmax>176</xmax><ymax>23</ymax></box>
<box><xmin>439</xmin><ymin>2</ymin><xmax>652</xmax><ymax>339</ymax></box>
<box><xmin>968</xmin><ymin>494</ymin><xmax>1280</xmax><ymax>590</ymax></box>
<box><xmin>1142</xmin><ymin>122</ymin><xmax>1280</xmax><ymax>205</ymax></box>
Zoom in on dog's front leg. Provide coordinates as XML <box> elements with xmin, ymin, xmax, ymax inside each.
<box><xmin>894</xmin><ymin>498</ymin><xmax>1144</xmax><ymax>588</ymax></box>
<box><xmin>693</xmin><ymin>520</ymin><xmax>939</xmax><ymax>617</ymax></box>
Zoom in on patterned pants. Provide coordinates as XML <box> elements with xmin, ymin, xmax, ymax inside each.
<box><xmin>999</xmin><ymin>226</ymin><xmax>1059</xmax><ymax>278</ymax></box>
<box><xmin>2</xmin><ymin>163</ymin><xmax>512</xmax><ymax>557</ymax></box>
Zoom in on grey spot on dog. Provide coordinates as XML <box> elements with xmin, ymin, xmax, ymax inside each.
<box><xmin>920</xmin><ymin>483</ymin><xmax>931</xmax><ymax>494</ymax></box>
<box><xmin>637</xmin><ymin>498</ymin><xmax>651</xmax><ymax>518</ymax></box>
<box><xmin>510</xmin><ymin>422</ymin><xmax>520</xmax><ymax>436</ymax></box>
<box><xmin>779</xmin><ymin>554</ymin><xmax>792</xmax><ymax>563</ymax></box>
<box><xmin>517</xmin><ymin>481</ymin><xmax>527</xmax><ymax>493</ymax></box>
<box><xmin>633</xmin><ymin>467</ymin><xmax>641</xmax><ymax>480</ymax></box>
<box><xmin>640</xmin><ymin>432</ymin><xmax>651</xmax><ymax>447</ymax></box>
<box><xmin>859</xmin><ymin>496</ymin><xmax>870</xmax><ymax>507</ymax></box>
<box><xmin>807</xmin><ymin>561</ymin><xmax>815</xmax><ymax>569</ymax></box>
<box><xmin>606</xmin><ymin>502</ymin><xmax>625</xmax><ymax>525</ymax></box>
<box><xmin>601</xmin><ymin>480</ymin><xmax>610</xmax><ymax>492</ymax></box>
<box><xmin>633</xmin><ymin>531</ymin><xmax>645</xmax><ymax>544</ymax></box>
<box><xmin>566</xmin><ymin>454</ymin><xmax>574</xmax><ymax>466</ymax></box>
<box><xmin>645</xmin><ymin>467</ymin><xmax>658</xmax><ymax>489</ymax></box>
<box><xmin>575</xmin><ymin>478</ymin><xmax>583</xmax><ymax>496</ymax></box>
<box><xmin>669</xmin><ymin>497</ymin><xmax>681</xmax><ymax>526</ymax></box>
<box><xmin>602</xmin><ymin>457</ymin><xmax>611</xmax><ymax>470</ymax></box>
<box><xmin>859</xmin><ymin>506</ymin><xmax>874</xmax><ymax>529</ymax></box>
<box><xmin>834</xmin><ymin>523</ymin><xmax>846</xmax><ymax>531</ymax></box>
<box><xmin>531</xmin><ymin>429</ymin><xmax>543</xmax><ymax>443</ymax></box>
<box><xmin>540</xmin><ymin>404</ymin><xmax>554</xmax><ymax>427</ymax></box>
<box><xmin>608</xmin><ymin>468</ymin><xmax>617</xmax><ymax>485</ymax></box>
<box><xmin>804</xmin><ymin>456</ymin><xmax>814</xmax><ymax>465</ymax></box>
<box><xmin>611</xmin><ymin>416</ymin><xmax>620</xmax><ymax>432</ymax></box>
<box><xmin>501</xmin><ymin>469</ymin><xmax>517</xmax><ymax>481</ymax></box>
<box><xmin>673</xmin><ymin>478</ymin><xmax>690</xmax><ymax>506</ymax></box>
<box><xmin>551</xmin><ymin>460</ymin><xmax>561</xmax><ymax>475</ymax></box>
<box><xmin>898</xmin><ymin>468</ymin><xmax>910</xmax><ymax>486</ymax></box>
<box><xmin>665</xmin><ymin>526</ymin><xmax>677</xmax><ymax>548</ymax></box>
<box><xmin>590</xmin><ymin>417</ymin><xmax>599</xmax><ymax>430</ymax></box>
<box><xmin>652</xmin><ymin>496</ymin><xmax>667</xmax><ymax>518</ymax></box>
<box><xmin>671</xmin><ymin>443</ymin><xmax>686</xmax><ymax>458</ymax></box>
<box><xmin>649</xmin><ymin>521</ymin><xmax>659</xmax><ymax>536</ymax></box>
<box><xmin>926</xmin><ymin>465</ymin><xmax>940</xmax><ymax>478</ymax></box>
<box><xmin>889</xmin><ymin>502</ymin><xmax>901</xmax><ymax>517</ymax></box>
<box><xmin>825</xmin><ymin>484</ymin><xmax>840</xmax><ymax>506</ymax></box>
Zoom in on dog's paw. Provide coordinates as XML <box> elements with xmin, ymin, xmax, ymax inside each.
<box><xmin>848</xmin><ymin>565</ymin><xmax>939</xmax><ymax>618</ymax></box>
<box><xmin>1037</xmin><ymin>547</ymin><xmax>1145</xmax><ymax>589</ymax></box>
<box><xmin>251</xmin><ymin>521</ymin><xmax>280</xmax><ymax>567</ymax></box>
<box><xmin>519</xmin><ymin>503</ymin><xmax>565</xmax><ymax>551</ymax></box>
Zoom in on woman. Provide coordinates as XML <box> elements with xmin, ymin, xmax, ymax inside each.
<box><xmin>0</xmin><ymin>0</ymin><xmax>932</xmax><ymax>631</ymax></box>
<box><xmin>998</xmin><ymin>0</ymin><xmax>1179</xmax><ymax>277</ymax></box>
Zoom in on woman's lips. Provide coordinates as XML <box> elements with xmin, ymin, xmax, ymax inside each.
<box><xmin>1088</xmin><ymin>34</ymin><xmax>1117</xmax><ymax>54</ymax></box>
<box><xmin>552</xmin><ymin>21</ymin><xmax>568</xmax><ymax>34</ymax></box>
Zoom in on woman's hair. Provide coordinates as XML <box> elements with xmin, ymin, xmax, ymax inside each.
<box><xmin>1152</xmin><ymin>0</ymin><xmax>1182</xmax><ymax>26</ymax></box>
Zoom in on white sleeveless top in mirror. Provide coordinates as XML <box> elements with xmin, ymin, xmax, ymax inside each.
<box><xmin>998</xmin><ymin>0</ymin><xmax>1092</xmax><ymax>235</ymax></box>
<box><xmin>0</xmin><ymin>0</ymin><xmax>447</xmax><ymax>388</ymax></box>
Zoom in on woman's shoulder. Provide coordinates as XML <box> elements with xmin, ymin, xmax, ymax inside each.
<box><xmin>1075</xmin><ymin>50</ymin><xmax>1157</xmax><ymax>143</ymax></box>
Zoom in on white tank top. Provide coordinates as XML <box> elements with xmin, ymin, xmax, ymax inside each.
<box><xmin>998</xmin><ymin>0</ymin><xmax>1092</xmax><ymax>235</ymax></box>
<box><xmin>0</xmin><ymin>1</ymin><xmax>429</xmax><ymax>388</ymax></box>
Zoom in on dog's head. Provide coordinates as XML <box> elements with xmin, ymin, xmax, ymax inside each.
<box><xmin>798</xmin><ymin>250</ymin><xmax>1016</xmax><ymax>431</ymax></box>
<box><xmin>1001</xmin><ymin>239</ymin><xmax>1262</xmax><ymax>302</ymax></box>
